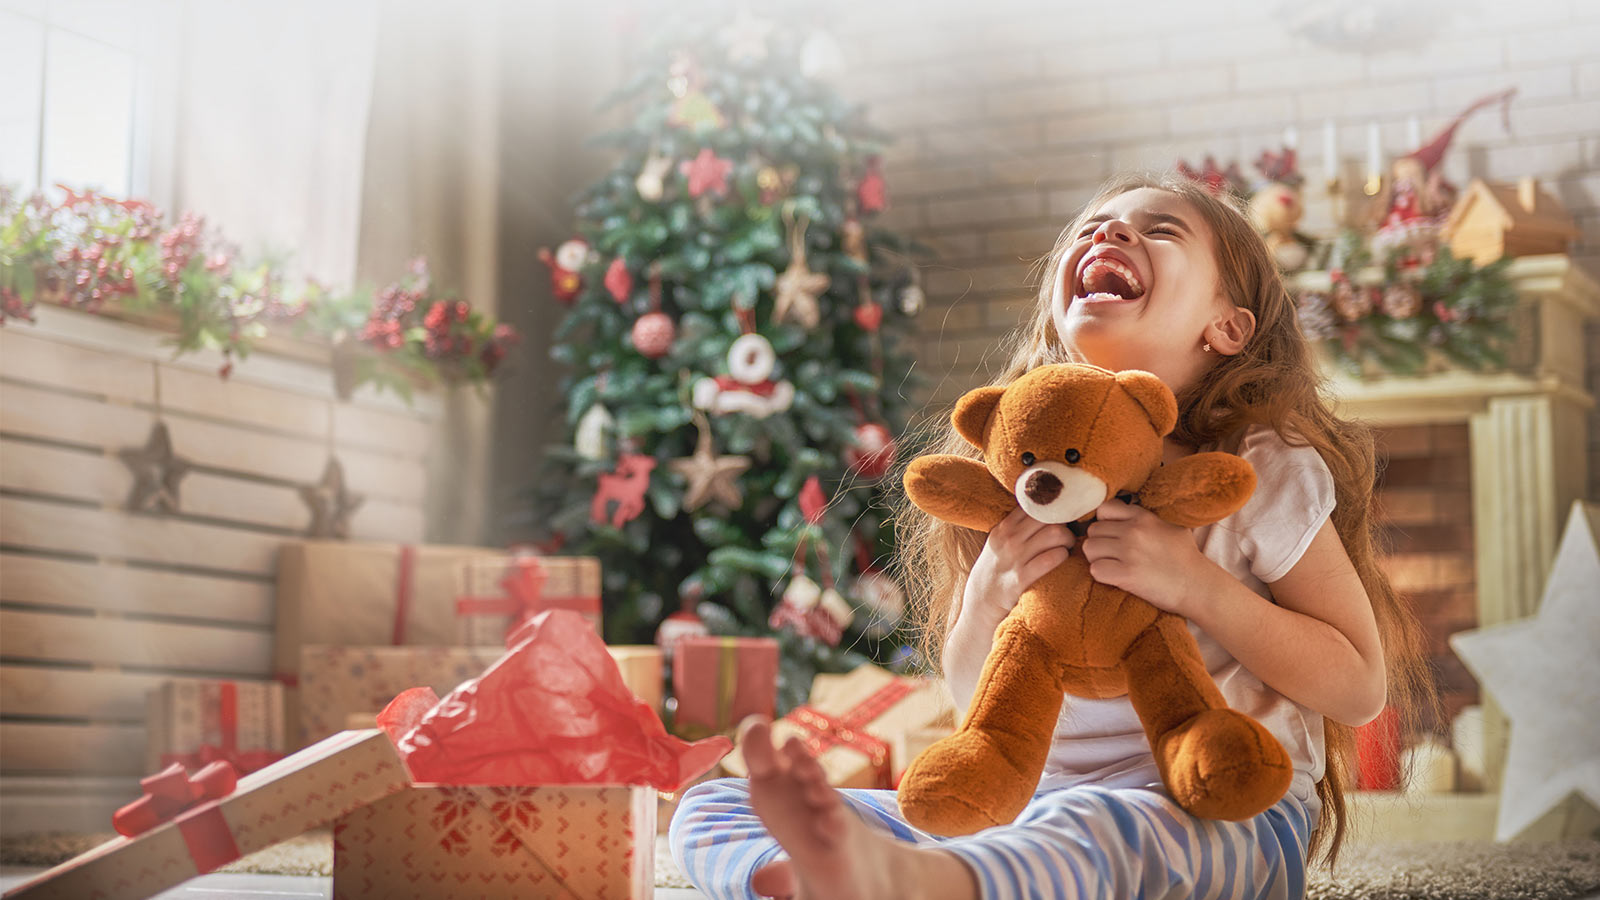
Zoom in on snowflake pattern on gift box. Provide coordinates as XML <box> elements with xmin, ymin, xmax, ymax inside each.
<box><xmin>429</xmin><ymin>788</ymin><xmax>476</xmax><ymax>856</ymax></box>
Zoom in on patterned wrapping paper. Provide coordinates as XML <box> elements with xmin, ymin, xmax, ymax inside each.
<box><xmin>2</xmin><ymin>730</ymin><xmax>409</xmax><ymax>900</ymax></box>
<box><xmin>145</xmin><ymin>679</ymin><xmax>286</xmax><ymax>775</ymax></box>
<box><xmin>670</xmin><ymin>636</ymin><xmax>779</xmax><ymax>737</ymax></box>
<box><xmin>298</xmin><ymin>645</ymin><xmax>503</xmax><ymax>747</ymax></box>
<box><xmin>332</xmin><ymin>784</ymin><xmax>656</xmax><ymax>900</ymax></box>
<box><xmin>721</xmin><ymin>664</ymin><xmax>957</xmax><ymax>789</ymax></box>
<box><xmin>456</xmin><ymin>555</ymin><xmax>602</xmax><ymax>646</ymax></box>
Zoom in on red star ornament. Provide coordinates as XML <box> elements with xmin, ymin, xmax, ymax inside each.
<box><xmin>680</xmin><ymin>149</ymin><xmax>733</xmax><ymax>198</ymax></box>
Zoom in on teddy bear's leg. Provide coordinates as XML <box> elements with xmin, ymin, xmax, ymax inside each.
<box><xmin>897</xmin><ymin>561</ymin><xmax>1095</xmax><ymax>837</ymax></box>
<box><xmin>1123</xmin><ymin>614</ymin><xmax>1294</xmax><ymax>821</ymax></box>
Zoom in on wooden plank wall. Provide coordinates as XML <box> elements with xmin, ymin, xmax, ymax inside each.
<box><xmin>0</xmin><ymin>305</ymin><xmax>441</xmax><ymax>833</ymax></box>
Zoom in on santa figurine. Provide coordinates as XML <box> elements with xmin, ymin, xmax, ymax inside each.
<box><xmin>692</xmin><ymin>332</ymin><xmax>795</xmax><ymax>419</ymax></box>
<box><xmin>538</xmin><ymin>238</ymin><xmax>592</xmax><ymax>304</ymax></box>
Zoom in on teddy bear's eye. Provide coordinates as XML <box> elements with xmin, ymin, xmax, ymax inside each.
<box><xmin>1065</xmin><ymin>448</ymin><xmax>1081</xmax><ymax>464</ymax></box>
<box><xmin>1020</xmin><ymin>452</ymin><xmax>1036</xmax><ymax>466</ymax></box>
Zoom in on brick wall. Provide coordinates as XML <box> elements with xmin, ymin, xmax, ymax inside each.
<box><xmin>831</xmin><ymin>0</ymin><xmax>1600</xmax><ymax>501</ymax></box>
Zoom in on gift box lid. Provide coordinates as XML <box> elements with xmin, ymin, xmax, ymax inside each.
<box><xmin>3</xmin><ymin>729</ymin><xmax>410</xmax><ymax>900</ymax></box>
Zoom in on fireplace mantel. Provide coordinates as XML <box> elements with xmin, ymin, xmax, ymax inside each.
<box><xmin>1298</xmin><ymin>254</ymin><xmax>1599</xmax><ymax>792</ymax></box>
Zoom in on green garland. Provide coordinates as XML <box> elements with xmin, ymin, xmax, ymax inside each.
<box><xmin>0</xmin><ymin>185</ymin><xmax>518</xmax><ymax>399</ymax></box>
<box><xmin>1291</xmin><ymin>228</ymin><xmax>1517</xmax><ymax>378</ymax></box>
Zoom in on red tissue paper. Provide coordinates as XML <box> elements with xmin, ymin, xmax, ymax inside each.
<box><xmin>378</xmin><ymin>609</ymin><xmax>730</xmax><ymax>791</ymax></box>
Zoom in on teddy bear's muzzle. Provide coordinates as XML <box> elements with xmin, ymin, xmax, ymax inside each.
<box><xmin>1015</xmin><ymin>463</ymin><xmax>1106</xmax><ymax>524</ymax></box>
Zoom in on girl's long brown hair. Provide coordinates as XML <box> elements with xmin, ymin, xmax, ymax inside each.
<box><xmin>888</xmin><ymin>172</ymin><xmax>1436</xmax><ymax>868</ymax></box>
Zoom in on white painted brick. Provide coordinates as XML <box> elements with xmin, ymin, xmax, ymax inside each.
<box><xmin>1168</xmin><ymin>94</ymin><xmax>1298</xmax><ymax>137</ymax></box>
<box><xmin>924</xmin><ymin>298</ymin><xmax>985</xmax><ymax>333</ymax></box>
<box><xmin>1447</xmin><ymin>0</ymin><xmax>1576</xmax><ymax>34</ymax></box>
<box><xmin>1581</xmin><ymin>61</ymin><xmax>1600</xmax><ymax>96</ymax></box>
<box><xmin>870</xmin><ymin>91</ymin><xmax>987</xmax><ymax>131</ymax></box>
<box><xmin>937</xmin><ymin>50</ymin><xmax>1046</xmax><ymax>88</ymax></box>
<box><xmin>925</xmin><ymin>190</ymin><xmax>1045</xmax><ymax>227</ymax></box>
<box><xmin>921</xmin><ymin>121</ymin><xmax>1046</xmax><ymax>163</ymax></box>
<box><xmin>1043</xmin><ymin>41</ymin><xmax>1145</xmax><ymax>80</ymax></box>
<box><xmin>983</xmin><ymin>80</ymin><xmax>1108</xmax><ymax>119</ymax></box>
<box><xmin>1365</xmin><ymin>35</ymin><xmax>1506</xmax><ymax>81</ymax></box>
<box><xmin>1046</xmin><ymin>108</ymin><xmax>1168</xmax><ymax>146</ymax></box>
<box><xmin>915</xmin><ymin>229</ymin><xmax>985</xmax><ymax>261</ymax></box>
<box><xmin>891</xmin><ymin>161</ymin><xmax>991</xmax><ymax>199</ymax></box>
<box><xmin>1553</xmin><ymin>173</ymin><xmax>1600</xmax><ymax>216</ymax></box>
<box><xmin>1160</xmin><ymin>23</ymin><xmax>1293</xmax><ymax>67</ymax></box>
<box><xmin>1297</xmin><ymin>82</ymin><xmax>1432</xmax><ymax>119</ymax></box>
<box><xmin>986</xmin><ymin>223</ymin><xmax>1069</xmax><ymax>259</ymax></box>
<box><xmin>1497</xmin><ymin>99</ymin><xmax>1600</xmax><ymax>140</ymax></box>
<box><xmin>1108</xmin><ymin>137</ymin><xmax>1240</xmax><ymax>175</ymax></box>
<box><xmin>1235</xmin><ymin>54</ymin><xmax>1365</xmax><ymax>93</ymax></box>
<box><xmin>1481</xmin><ymin>139</ymin><xmax>1588</xmax><ymax>182</ymax></box>
<box><xmin>1433</xmin><ymin>65</ymin><xmax>1576</xmax><ymax>111</ymax></box>
<box><xmin>1047</xmin><ymin>184</ymin><xmax>1103</xmax><ymax>218</ymax></box>
<box><xmin>925</xmin><ymin>262</ymin><xmax>1028</xmax><ymax>296</ymax></box>
<box><xmin>987</xmin><ymin>149</ymin><xmax>1111</xmax><ymax>188</ymax></box>
<box><xmin>1105</xmin><ymin>65</ymin><xmax>1232</xmax><ymax>106</ymax></box>
<box><xmin>1506</xmin><ymin>21</ymin><xmax>1600</xmax><ymax>66</ymax></box>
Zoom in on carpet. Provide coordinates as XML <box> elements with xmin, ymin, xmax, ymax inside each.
<box><xmin>4</xmin><ymin>832</ymin><xmax>1597</xmax><ymax>896</ymax></box>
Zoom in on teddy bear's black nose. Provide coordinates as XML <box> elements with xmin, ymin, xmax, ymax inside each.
<box><xmin>1024</xmin><ymin>470</ymin><xmax>1062</xmax><ymax>505</ymax></box>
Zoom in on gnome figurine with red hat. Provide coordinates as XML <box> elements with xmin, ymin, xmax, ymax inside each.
<box><xmin>1372</xmin><ymin>89</ymin><xmax>1516</xmax><ymax>268</ymax></box>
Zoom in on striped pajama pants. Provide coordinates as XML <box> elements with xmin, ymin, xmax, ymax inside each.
<box><xmin>670</xmin><ymin>777</ymin><xmax>1317</xmax><ymax>900</ymax></box>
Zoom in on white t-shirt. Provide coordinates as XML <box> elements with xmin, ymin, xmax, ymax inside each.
<box><xmin>951</xmin><ymin>424</ymin><xmax>1336</xmax><ymax>812</ymax></box>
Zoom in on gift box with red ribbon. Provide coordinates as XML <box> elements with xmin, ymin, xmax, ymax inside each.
<box><xmin>670</xmin><ymin>635</ymin><xmax>779</xmax><ymax>738</ymax></box>
<box><xmin>331</xmin><ymin>610</ymin><xmax>729</xmax><ymax>900</ymax></box>
<box><xmin>275</xmin><ymin>540</ymin><xmax>504</xmax><ymax>745</ymax></box>
<box><xmin>3</xmin><ymin>729</ymin><xmax>410</xmax><ymax>900</ymax></box>
<box><xmin>721</xmin><ymin>664</ymin><xmax>956</xmax><ymax>789</ymax></box>
<box><xmin>297</xmin><ymin>644</ymin><xmax>503</xmax><ymax>747</ymax></box>
<box><xmin>145</xmin><ymin>679</ymin><xmax>286</xmax><ymax>776</ymax></box>
<box><xmin>455</xmin><ymin>553</ymin><xmax>601</xmax><ymax>646</ymax></box>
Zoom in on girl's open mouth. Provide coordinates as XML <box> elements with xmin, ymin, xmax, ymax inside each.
<box><xmin>1073</xmin><ymin>256</ymin><xmax>1147</xmax><ymax>303</ymax></box>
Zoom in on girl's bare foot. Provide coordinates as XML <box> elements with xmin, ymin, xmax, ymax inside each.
<box><xmin>738</xmin><ymin>718</ymin><xmax>978</xmax><ymax>900</ymax></box>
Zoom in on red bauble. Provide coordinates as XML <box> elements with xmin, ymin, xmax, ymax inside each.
<box><xmin>845</xmin><ymin>422</ymin><xmax>896</xmax><ymax>479</ymax></box>
<box><xmin>605</xmin><ymin>258</ymin><xmax>632</xmax><ymax>303</ymax></box>
<box><xmin>631</xmin><ymin>311</ymin><xmax>676</xmax><ymax>359</ymax></box>
<box><xmin>853</xmin><ymin>302</ymin><xmax>883</xmax><ymax>332</ymax></box>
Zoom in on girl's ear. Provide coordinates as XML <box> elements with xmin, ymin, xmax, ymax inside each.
<box><xmin>1205</xmin><ymin>306</ymin><xmax>1257</xmax><ymax>355</ymax></box>
<box><xmin>1113</xmin><ymin>370</ymin><xmax>1178</xmax><ymax>436</ymax></box>
<box><xmin>952</xmin><ymin>386</ymin><xmax>1006</xmax><ymax>449</ymax></box>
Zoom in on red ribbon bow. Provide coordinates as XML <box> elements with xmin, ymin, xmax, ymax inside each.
<box><xmin>456</xmin><ymin>558</ymin><xmax>597</xmax><ymax>645</ymax></box>
<box><xmin>112</xmin><ymin>760</ymin><xmax>238</xmax><ymax>838</ymax></box>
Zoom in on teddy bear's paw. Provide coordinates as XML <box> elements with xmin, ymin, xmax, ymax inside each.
<box><xmin>1155</xmin><ymin>708</ymin><xmax>1294</xmax><ymax>822</ymax></box>
<box><xmin>897</xmin><ymin>729</ymin><xmax>1038</xmax><ymax>836</ymax></box>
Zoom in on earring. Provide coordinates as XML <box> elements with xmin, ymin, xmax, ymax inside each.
<box><xmin>1203</xmin><ymin>342</ymin><xmax>1212</xmax><ymax>352</ymax></box>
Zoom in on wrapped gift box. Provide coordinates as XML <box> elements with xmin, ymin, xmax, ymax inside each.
<box><xmin>298</xmin><ymin>645</ymin><xmax>502</xmax><ymax>746</ymax></box>
<box><xmin>145</xmin><ymin>679</ymin><xmax>286</xmax><ymax>775</ymax></box>
<box><xmin>671</xmin><ymin>635</ymin><xmax>779</xmax><ymax>737</ymax></box>
<box><xmin>333</xmin><ymin>784</ymin><xmax>654</xmax><ymax>899</ymax></box>
<box><xmin>609</xmin><ymin>644</ymin><xmax>665</xmax><ymax>714</ymax></box>
<box><xmin>891</xmin><ymin>725</ymin><xmax>956</xmax><ymax>788</ymax></box>
<box><xmin>722</xmin><ymin>664</ymin><xmax>956</xmax><ymax>789</ymax></box>
<box><xmin>456</xmin><ymin>554</ymin><xmax>601</xmax><ymax>645</ymax></box>
<box><xmin>3</xmin><ymin>730</ymin><xmax>409</xmax><ymax>900</ymax></box>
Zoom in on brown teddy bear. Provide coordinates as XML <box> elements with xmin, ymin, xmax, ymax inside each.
<box><xmin>898</xmin><ymin>363</ymin><xmax>1293</xmax><ymax>836</ymax></box>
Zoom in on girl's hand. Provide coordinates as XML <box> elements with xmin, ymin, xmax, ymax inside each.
<box><xmin>1080</xmin><ymin>500</ymin><xmax>1213</xmax><ymax>617</ymax></box>
<box><xmin>959</xmin><ymin>506</ymin><xmax>1077</xmax><ymax>630</ymax></box>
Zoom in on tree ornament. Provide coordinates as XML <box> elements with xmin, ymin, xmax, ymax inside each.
<box><xmin>845</xmin><ymin>421</ymin><xmax>896</xmax><ymax>480</ymax></box>
<box><xmin>852</xmin><ymin>569</ymin><xmax>906</xmax><ymax>638</ymax></box>
<box><xmin>655</xmin><ymin>583</ymin><xmax>709</xmax><ymax>658</ymax></box>
<box><xmin>842</xmin><ymin>217</ymin><xmax>868</xmax><ymax>263</ymax></box>
<box><xmin>774</xmin><ymin>214</ymin><xmax>828</xmax><ymax>329</ymax></box>
<box><xmin>1379</xmin><ymin>283</ymin><xmax>1422</xmax><ymax>319</ymax></box>
<box><xmin>1295</xmin><ymin>292</ymin><xmax>1339</xmax><ymax>341</ymax></box>
<box><xmin>632</xmin><ymin>266</ymin><xmax>676</xmax><ymax>359</ymax></box>
<box><xmin>574</xmin><ymin>402</ymin><xmax>615</xmax><ymax>460</ymax></box>
<box><xmin>756</xmin><ymin>166</ymin><xmax>785</xmax><ymax>205</ymax></box>
<box><xmin>692</xmin><ymin>333</ymin><xmax>795</xmax><ymax>418</ymax></box>
<box><xmin>1330</xmin><ymin>276</ymin><xmax>1373</xmax><ymax>322</ymax></box>
<box><xmin>636</xmin><ymin>153</ymin><xmax>673</xmax><ymax>202</ymax></box>
<box><xmin>590</xmin><ymin>452</ymin><xmax>656</xmax><ymax>529</ymax></box>
<box><xmin>856</xmin><ymin>156</ymin><xmax>889</xmax><ymax>214</ymax></box>
<box><xmin>668</xmin><ymin>411</ymin><xmax>751</xmax><ymax>512</ymax></box>
<box><xmin>680</xmin><ymin>148</ymin><xmax>734</xmax><ymax>199</ymax></box>
<box><xmin>119</xmin><ymin>421</ymin><xmax>190</xmax><ymax>514</ymax></box>
<box><xmin>799</xmin><ymin>29</ymin><xmax>846</xmax><ymax>81</ymax></box>
<box><xmin>537</xmin><ymin>238</ymin><xmax>590</xmax><ymax>304</ymax></box>
<box><xmin>605</xmin><ymin>257</ymin><xmax>633</xmax><ymax>303</ymax></box>
<box><xmin>899</xmin><ymin>267</ymin><xmax>926</xmax><ymax>316</ymax></box>
<box><xmin>853</xmin><ymin>301</ymin><xmax>883</xmax><ymax>332</ymax></box>
<box><xmin>1248</xmin><ymin>146</ymin><xmax>1312</xmax><ymax>272</ymax></box>
<box><xmin>769</xmin><ymin>477</ymin><xmax>854</xmax><ymax>645</ymax></box>
<box><xmin>300</xmin><ymin>457</ymin><xmax>364</xmax><ymax>539</ymax></box>
<box><xmin>718</xmin><ymin>10</ymin><xmax>773</xmax><ymax>64</ymax></box>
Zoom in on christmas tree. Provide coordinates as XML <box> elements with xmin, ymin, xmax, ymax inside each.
<box><xmin>530</xmin><ymin>13</ymin><xmax>929</xmax><ymax>713</ymax></box>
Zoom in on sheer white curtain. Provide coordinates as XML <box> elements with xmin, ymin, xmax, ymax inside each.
<box><xmin>164</xmin><ymin>0</ymin><xmax>379</xmax><ymax>287</ymax></box>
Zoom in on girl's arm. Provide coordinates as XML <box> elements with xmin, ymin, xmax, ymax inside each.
<box><xmin>1181</xmin><ymin>518</ymin><xmax>1387</xmax><ymax>727</ymax></box>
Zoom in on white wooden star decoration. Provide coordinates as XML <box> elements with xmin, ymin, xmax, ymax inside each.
<box><xmin>668</xmin><ymin>414</ymin><xmax>751</xmax><ymax>512</ymax></box>
<box><xmin>300</xmin><ymin>457</ymin><xmax>365</xmax><ymax>539</ymax></box>
<box><xmin>118</xmin><ymin>421</ymin><xmax>190</xmax><ymax>514</ymax></box>
<box><xmin>1450</xmin><ymin>501</ymin><xmax>1600</xmax><ymax>840</ymax></box>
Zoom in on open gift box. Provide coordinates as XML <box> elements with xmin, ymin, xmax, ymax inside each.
<box><xmin>4</xmin><ymin>611</ymin><xmax>728</xmax><ymax>900</ymax></box>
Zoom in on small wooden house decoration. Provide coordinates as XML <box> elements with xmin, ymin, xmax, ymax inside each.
<box><xmin>1442</xmin><ymin>176</ymin><xmax>1578</xmax><ymax>265</ymax></box>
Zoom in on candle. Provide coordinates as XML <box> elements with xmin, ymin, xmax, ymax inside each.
<box><xmin>1366</xmin><ymin>121</ymin><xmax>1382</xmax><ymax>182</ymax></box>
<box><xmin>1406</xmin><ymin>115</ymin><xmax>1421</xmax><ymax>148</ymax></box>
<box><xmin>1323</xmin><ymin>119</ymin><xmax>1337</xmax><ymax>183</ymax></box>
<box><xmin>1283</xmin><ymin>125</ymin><xmax>1299</xmax><ymax>150</ymax></box>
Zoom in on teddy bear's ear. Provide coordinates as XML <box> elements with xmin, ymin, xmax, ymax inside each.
<box><xmin>1114</xmin><ymin>370</ymin><xmax>1178</xmax><ymax>436</ymax></box>
<box><xmin>951</xmin><ymin>386</ymin><xmax>1006</xmax><ymax>450</ymax></box>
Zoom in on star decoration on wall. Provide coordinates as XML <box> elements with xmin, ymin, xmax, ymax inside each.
<box><xmin>300</xmin><ymin>457</ymin><xmax>365</xmax><ymax>539</ymax></box>
<box><xmin>680</xmin><ymin>148</ymin><xmax>733</xmax><ymax>198</ymax></box>
<box><xmin>1450</xmin><ymin>501</ymin><xmax>1600</xmax><ymax>840</ymax></box>
<box><xmin>118</xmin><ymin>421</ymin><xmax>190</xmax><ymax>514</ymax></box>
<box><xmin>669</xmin><ymin>414</ymin><xmax>751</xmax><ymax>512</ymax></box>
